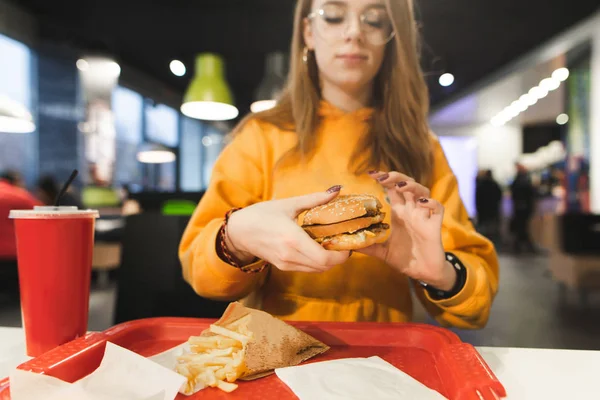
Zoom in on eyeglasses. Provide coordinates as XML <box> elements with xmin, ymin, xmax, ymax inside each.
<box><xmin>307</xmin><ymin>3</ymin><xmax>395</xmax><ymax>46</ymax></box>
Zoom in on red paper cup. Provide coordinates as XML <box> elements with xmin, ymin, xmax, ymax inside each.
<box><xmin>9</xmin><ymin>206</ymin><xmax>99</xmax><ymax>357</ymax></box>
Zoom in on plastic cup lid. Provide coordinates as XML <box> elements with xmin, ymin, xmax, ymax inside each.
<box><xmin>9</xmin><ymin>206</ymin><xmax>100</xmax><ymax>219</ymax></box>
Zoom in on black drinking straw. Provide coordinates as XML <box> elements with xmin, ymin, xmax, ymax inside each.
<box><xmin>54</xmin><ymin>169</ymin><xmax>79</xmax><ymax>207</ymax></box>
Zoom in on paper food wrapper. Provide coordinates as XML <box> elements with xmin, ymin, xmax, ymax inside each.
<box><xmin>275</xmin><ymin>356</ymin><xmax>448</xmax><ymax>399</ymax></box>
<box><xmin>200</xmin><ymin>302</ymin><xmax>330</xmax><ymax>380</ymax></box>
<box><xmin>10</xmin><ymin>342</ymin><xmax>186</xmax><ymax>400</ymax></box>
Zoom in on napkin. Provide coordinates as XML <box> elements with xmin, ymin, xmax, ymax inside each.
<box><xmin>10</xmin><ymin>342</ymin><xmax>187</xmax><ymax>400</ymax></box>
<box><xmin>275</xmin><ymin>356</ymin><xmax>448</xmax><ymax>400</ymax></box>
<box><xmin>149</xmin><ymin>302</ymin><xmax>330</xmax><ymax>395</ymax></box>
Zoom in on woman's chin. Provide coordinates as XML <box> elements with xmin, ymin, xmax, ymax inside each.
<box><xmin>331</xmin><ymin>76</ymin><xmax>374</xmax><ymax>92</ymax></box>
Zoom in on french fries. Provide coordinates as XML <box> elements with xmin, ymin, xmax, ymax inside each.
<box><xmin>176</xmin><ymin>320</ymin><xmax>252</xmax><ymax>394</ymax></box>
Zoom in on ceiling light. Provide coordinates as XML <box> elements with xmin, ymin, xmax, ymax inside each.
<box><xmin>136</xmin><ymin>143</ymin><xmax>176</xmax><ymax>164</ymax></box>
<box><xmin>552</xmin><ymin>67</ymin><xmax>569</xmax><ymax>82</ymax></box>
<box><xmin>107</xmin><ymin>61</ymin><xmax>121</xmax><ymax>76</ymax></box>
<box><xmin>201</xmin><ymin>136</ymin><xmax>213</xmax><ymax>147</ymax></box>
<box><xmin>0</xmin><ymin>96</ymin><xmax>35</xmax><ymax>134</ymax></box>
<box><xmin>250</xmin><ymin>100</ymin><xmax>277</xmax><ymax>113</ymax></box>
<box><xmin>78</xmin><ymin>57</ymin><xmax>121</xmax><ymax>78</ymax></box>
<box><xmin>519</xmin><ymin>93</ymin><xmax>537</xmax><ymax>106</ymax></box>
<box><xmin>76</xmin><ymin>59</ymin><xmax>89</xmax><ymax>71</ymax></box>
<box><xmin>181</xmin><ymin>102</ymin><xmax>238</xmax><ymax>121</ymax></box>
<box><xmin>556</xmin><ymin>113</ymin><xmax>569</xmax><ymax>125</ymax></box>
<box><xmin>181</xmin><ymin>53</ymin><xmax>239</xmax><ymax>121</ymax></box>
<box><xmin>498</xmin><ymin>110</ymin><xmax>511</xmax><ymax>122</ymax></box>
<box><xmin>529</xmin><ymin>86</ymin><xmax>548</xmax><ymax>100</ymax></box>
<box><xmin>540</xmin><ymin>77</ymin><xmax>560</xmax><ymax>91</ymax></box>
<box><xmin>491</xmin><ymin>116</ymin><xmax>505</xmax><ymax>127</ymax></box>
<box><xmin>506</xmin><ymin>104</ymin><xmax>520</xmax><ymax>118</ymax></box>
<box><xmin>514</xmin><ymin>100</ymin><xmax>528</xmax><ymax>112</ymax></box>
<box><xmin>491</xmin><ymin>69</ymin><xmax>567</xmax><ymax>129</ymax></box>
<box><xmin>169</xmin><ymin>60</ymin><xmax>186</xmax><ymax>77</ymax></box>
<box><xmin>438</xmin><ymin>73</ymin><xmax>454</xmax><ymax>87</ymax></box>
<box><xmin>252</xmin><ymin>52</ymin><xmax>286</xmax><ymax>113</ymax></box>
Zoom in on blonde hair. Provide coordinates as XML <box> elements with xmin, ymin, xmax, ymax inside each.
<box><xmin>233</xmin><ymin>0</ymin><xmax>433</xmax><ymax>185</ymax></box>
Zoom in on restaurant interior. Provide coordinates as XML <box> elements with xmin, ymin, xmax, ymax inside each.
<box><xmin>1</xmin><ymin>0</ymin><xmax>600</xmax><ymax>398</ymax></box>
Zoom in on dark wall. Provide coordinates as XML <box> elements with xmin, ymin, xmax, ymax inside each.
<box><xmin>36</xmin><ymin>43</ymin><xmax>84</xmax><ymax>188</ymax></box>
<box><xmin>522</xmin><ymin>123</ymin><xmax>563</xmax><ymax>154</ymax></box>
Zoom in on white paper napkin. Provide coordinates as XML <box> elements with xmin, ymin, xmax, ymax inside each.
<box><xmin>148</xmin><ymin>342</ymin><xmax>190</xmax><ymax>372</ymax></box>
<box><xmin>10</xmin><ymin>342</ymin><xmax>187</xmax><ymax>400</ymax></box>
<box><xmin>275</xmin><ymin>356</ymin><xmax>448</xmax><ymax>400</ymax></box>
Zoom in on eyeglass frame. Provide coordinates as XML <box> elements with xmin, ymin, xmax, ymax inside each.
<box><xmin>305</xmin><ymin>6</ymin><xmax>396</xmax><ymax>46</ymax></box>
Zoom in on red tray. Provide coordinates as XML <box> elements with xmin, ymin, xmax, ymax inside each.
<box><xmin>0</xmin><ymin>317</ymin><xmax>505</xmax><ymax>400</ymax></box>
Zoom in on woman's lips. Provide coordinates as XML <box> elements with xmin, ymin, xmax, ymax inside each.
<box><xmin>336</xmin><ymin>54</ymin><xmax>368</xmax><ymax>66</ymax></box>
<box><xmin>337</xmin><ymin>54</ymin><xmax>367</xmax><ymax>60</ymax></box>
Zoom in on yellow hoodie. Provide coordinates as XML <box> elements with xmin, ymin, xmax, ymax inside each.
<box><xmin>179</xmin><ymin>102</ymin><xmax>499</xmax><ymax>329</ymax></box>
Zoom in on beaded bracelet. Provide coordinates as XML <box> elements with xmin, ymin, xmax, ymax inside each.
<box><xmin>217</xmin><ymin>208</ymin><xmax>268</xmax><ymax>274</ymax></box>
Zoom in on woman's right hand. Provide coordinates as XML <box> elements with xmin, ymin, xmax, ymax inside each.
<box><xmin>225</xmin><ymin>185</ymin><xmax>351</xmax><ymax>273</ymax></box>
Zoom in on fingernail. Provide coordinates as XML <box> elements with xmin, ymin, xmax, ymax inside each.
<box><xmin>326</xmin><ymin>185</ymin><xmax>342</xmax><ymax>193</ymax></box>
<box><xmin>418</xmin><ymin>197</ymin><xmax>429</xmax><ymax>203</ymax></box>
<box><xmin>377</xmin><ymin>173</ymin><xmax>389</xmax><ymax>182</ymax></box>
<box><xmin>397</xmin><ymin>181</ymin><xmax>407</xmax><ymax>188</ymax></box>
<box><xmin>368</xmin><ymin>170</ymin><xmax>378</xmax><ymax>175</ymax></box>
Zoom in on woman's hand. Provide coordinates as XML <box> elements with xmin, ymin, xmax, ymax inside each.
<box><xmin>226</xmin><ymin>186</ymin><xmax>351</xmax><ymax>273</ymax></box>
<box><xmin>358</xmin><ymin>171</ymin><xmax>457</xmax><ymax>291</ymax></box>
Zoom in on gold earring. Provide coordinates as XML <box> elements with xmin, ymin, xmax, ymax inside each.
<box><xmin>303</xmin><ymin>47</ymin><xmax>309</xmax><ymax>64</ymax></box>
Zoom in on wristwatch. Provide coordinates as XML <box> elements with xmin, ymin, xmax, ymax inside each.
<box><xmin>418</xmin><ymin>252</ymin><xmax>467</xmax><ymax>300</ymax></box>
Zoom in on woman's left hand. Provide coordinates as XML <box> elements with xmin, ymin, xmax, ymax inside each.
<box><xmin>358</xmin><ymin>171</ymin><xmax>457</xmax><ymax>291</ymax></box>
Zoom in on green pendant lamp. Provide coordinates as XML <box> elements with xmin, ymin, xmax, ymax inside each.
<box><xmin>181</xmin><ymin>53</ymin><xmax>239</xmax><ymax>121</ymax></box>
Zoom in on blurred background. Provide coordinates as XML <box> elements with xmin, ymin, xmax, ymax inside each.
<box><xmin>1</xmin><ymin>0</ymin><xmax>599</xmax><ymax>349</ymax></box>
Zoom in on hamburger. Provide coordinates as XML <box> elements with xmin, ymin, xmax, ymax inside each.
<box><xmin>301</xmin><ymin>194</ymin><xmax>390</xmax><ymax>251</ymax></box>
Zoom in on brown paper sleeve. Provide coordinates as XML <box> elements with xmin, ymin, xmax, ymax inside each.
<box><xmin>201</xmin><ymin>302</ymin><xmax>330</xmax><ymax>380</ymax></box>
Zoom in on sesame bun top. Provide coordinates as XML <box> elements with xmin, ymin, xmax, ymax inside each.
<box><xmin>301</xmin><ymin>194</ymin><xmax>383</xmax><ymax>226</ymax></box>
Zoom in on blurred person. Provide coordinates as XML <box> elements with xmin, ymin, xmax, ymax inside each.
<box><xmin>120</xmin><ymin>184</ymin><xmax>141</xmax><ymax>216</ymax></box>
<box><xmin>180</xmin><ymin>0</ymin><xmax>499</xmax><ymax>328</ymax></box>
<box><xmin>475</xmin><ymin>169</ymin><xmax>502</xmax><ymax>245</ymax></box>
<box><xmin>510</xmin><ymin>163</ymin><xmax>536</xmax><ymax>253</ymax></box>
<box><xmin>36</xmin><ymin>175</ymin><xmax>83</xmax><ymax>209</ymax></box>
<box><xmin>0</xmin><ymin>171</ymin><xmax>42</xmax><ymax>290</ymax></box>
<box><xmin>0</xmin><ymin>169</ymin><xmax>25</xmax><ymax>189</ymax></box>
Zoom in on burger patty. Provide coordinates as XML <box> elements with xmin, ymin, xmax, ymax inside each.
<box><xmin>303</xmin><ymin>213</ymin><xmax>386</xmax><ymax>238</ymax></box>
<box><xmin>315</xmin><ymin>223</ymin><xmax>390</xmax><ymax>244</ymax></box>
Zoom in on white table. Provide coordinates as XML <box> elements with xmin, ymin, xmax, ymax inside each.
<box><xmin>0</xmin><ymin>327</ymin><xmax>598</xmax><ymax>399</ymax></box>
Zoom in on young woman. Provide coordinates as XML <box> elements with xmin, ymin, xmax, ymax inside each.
<box><xmin>179</xmin><ymin>0</ymin><xmax>499</xmax><ymax>328</ymax></box>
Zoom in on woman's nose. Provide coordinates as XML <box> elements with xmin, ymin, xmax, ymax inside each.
<box><xmin>343</xmin><ymin>14</ymin><xmax>363</xmax><ymax>41</ymax></box>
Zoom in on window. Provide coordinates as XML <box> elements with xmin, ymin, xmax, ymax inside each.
<box><xmin>143</xmin><ymin>102</ymin><xmax>178</xmax><ymax>191</ymax></box>
<box><xmin>180</xmin><ymin>116</ymin><xmax>204</xmax><ymax>191</ymax></box>
<box><xmin>145</xmin><ymin>102</ymin><xmax>178</xmax><ymax>147</ymax></box>
<box><xmin>439</xmin><ymin>136</ymin><xmax>478</xmax><ymax>217</ymax></box>
<box><xmin>112</xmin><ymin>86</ymin><xmax>143</xmax><ymax>187</ymax></box>
<box><xmin>0</xmin><ymin>33</ymin><xmax>37</xmax><ymax>187</ymax></box>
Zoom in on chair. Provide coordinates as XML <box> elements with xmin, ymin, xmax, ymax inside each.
<box><xmin>113</xmin><ymin>212</ymin><xmax>229</xmax><ymax>324</ymax></box>
<box><xmin>547</xmin><ymin>213</ymin><xmax>600</xmax><ymax>307</ymax></box>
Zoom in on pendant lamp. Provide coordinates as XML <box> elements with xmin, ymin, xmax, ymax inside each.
<box><xmin>136</xmin><ymin>143</ymin><xmax>176</xmax><ymax>164</ymax></box>
<box><xmin>250</xmin><ymin>52</ymin><xmax>287</xmax><ymax>113</ymax></box>
<box><xmin>181</xmin><ymin>53</ymin><xmax>238</xmax><ymax>121</ymax></box>
<box><xmin>0</xmin><ymin>96</ymin><xmax>35</xmax><ymax>133</ymax></box>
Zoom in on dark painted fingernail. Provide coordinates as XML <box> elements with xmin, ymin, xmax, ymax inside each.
<box><xmin>397</xmin><ymin>181</ymin><xmax>407</xmax><ymax>188</ymax></box>
<box><xmin>418</xmin><ymin>197</ymin><xmax>429</xmax><ymax>203</ymax></box>
<box><xmin>368</xmin><ymin>170</ymin><xmax>378</xmax><ymax>174</ymax></box>
<box><xmin>377</xmin><ymin>173</ymin><xmax>389</xmax><ymax>182</ymax></box>
<box><xmin>326</xmin><ymin>185</ymin><xmax>342</xmax><ymax>193</ymax></box>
